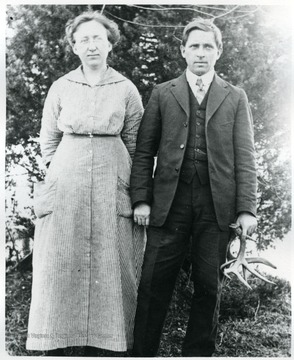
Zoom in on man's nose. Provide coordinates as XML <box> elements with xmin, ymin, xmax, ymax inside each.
<box><xmin>196</xmin><ymin>46</ymin><xmax>205</xmax><ymax>57</ymax></box>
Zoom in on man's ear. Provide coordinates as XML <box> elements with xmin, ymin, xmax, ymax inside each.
<box><xmin>217</xmin><ymin>47</ymin><xmax>223</xmax><ymax>60</ymax></box>
<box><xmin>180</xmin><ymin>44</ymin><xmax>186</xmax><ymax>59</ymax></box>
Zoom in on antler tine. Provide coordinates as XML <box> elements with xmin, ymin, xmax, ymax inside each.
<box><xmin>220</xmin><ymin>258</ymin><xmax>236</xmax><ymax>271</ymax></box>
<box><xmin>246</xmin><ymin>257</ymin><xmax>277</xmax><ymax>269</ymax></box>
<box><xmin>243</xmin><ymin>263</ymin><xmax>276</xmax><ymax>285</ymax></box>
<box><xmin>220</xmin><ymin>224</ymin><xmax>277</xmax><ymax>289</ymax></box>
<box><xmin>223</xmin><ymin>266</ymin><xmax>252</xmax><ymax>290</ymax></box>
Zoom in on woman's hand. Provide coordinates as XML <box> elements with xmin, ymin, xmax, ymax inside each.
<box><xmin>134</xmin><ymin>202</ymin><xmax>151</xmax><ymax>227</ymax></box>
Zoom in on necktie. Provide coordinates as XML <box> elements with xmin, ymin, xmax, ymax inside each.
<box><xmin>195</xmin><ymin>78</ymin><xmax>205</xmax><ymax>104</ymax></box>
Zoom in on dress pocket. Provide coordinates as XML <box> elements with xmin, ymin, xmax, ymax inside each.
<box><xmin>117</xmin><ymin>177</ymin><xmax>133</xmax><ymax>218</ymax></box>
<box><xmin>33</xmin><ymin>179</ymin><xmax>57</xmax><ymax>219</ymax></box>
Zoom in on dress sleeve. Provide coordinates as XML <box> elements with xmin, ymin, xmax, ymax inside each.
<box><xmin>121</xmin><ymin>82</ymin><xmax>144</xmax><ymax>160</ymax></box>
<box><xmin>39</xmin><ymin>81</ymin><xmax>63</xmax><ymax>166</ymax></box>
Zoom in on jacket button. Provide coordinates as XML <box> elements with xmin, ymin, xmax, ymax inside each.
<box><xmin>183</xmin><ymin>122</ymin><xmax>188</xmax><ymax>127</ymax></box>
<box><xmin>175</xmin><ymin>168</ymin><xmax>179</xmax><ymax>172</ymax></box>
<box><xmin>180</xmin><ymin>144</ymin><xmax>185</xmax><ymax>149</ymax></box>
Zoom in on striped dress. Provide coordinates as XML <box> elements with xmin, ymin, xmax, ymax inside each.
<box><xmin>26</xmin><ymin>66</ymin><xmax>145</xmax><ymax>351</ymax></box>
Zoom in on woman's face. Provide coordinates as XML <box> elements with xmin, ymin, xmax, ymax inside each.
<box><xmin>73</xmin><ymin>20</ymin><xmax>112</xmax><ymax>70</ymax></box>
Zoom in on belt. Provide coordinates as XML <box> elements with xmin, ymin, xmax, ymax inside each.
<box><xmin>63</xmin><ymin>132</ymin><xmax>119</xmax><ymax>138</ymax></box>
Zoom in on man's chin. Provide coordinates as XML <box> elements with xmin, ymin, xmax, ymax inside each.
<box><xmin>190</xmin><ymin>66</ymin><xmax>208</xmax><ymax>76</ymax></box>
<box><xmin>193</xmin><ymin>70</ymin><xmax>207</xmax><ymax>76</ymax></box>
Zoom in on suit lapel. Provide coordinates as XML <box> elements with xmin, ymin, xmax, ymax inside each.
<box><xmin>169</xmin><ymin>72</ymin><xmax>230</xmax><ymax>123</ymax></box>
<box><xmin>170</xmin><ymin>72</ymin><xmax>190</xmax><ymax>117</ymax></box>
<box><xmin>206</xmin><ymin>74</ymin><xmax>230</xmax><ymax>124</ymax></box>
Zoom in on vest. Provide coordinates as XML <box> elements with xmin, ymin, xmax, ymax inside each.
<box><xmin>179</xmin><ymin>85</ymin><xmax>210</xmax><ymax>184</ymax></box>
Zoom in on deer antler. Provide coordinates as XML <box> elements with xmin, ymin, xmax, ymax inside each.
<box><xmin>220</xmin><ymin>223</ymin><xmax>277</xmax><ymax>289</ymax></box>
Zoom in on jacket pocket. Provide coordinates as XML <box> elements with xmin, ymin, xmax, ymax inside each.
<box><xmin>33</xmin><ymin>179</ymin><xmax>57</xmax><ymax>219</ymax></box>
<box><xmin>117</xmin><ymin>177</ymin><xmax>133</xmax><ymax>218</ymax></box>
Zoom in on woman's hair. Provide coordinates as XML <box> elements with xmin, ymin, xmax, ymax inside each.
<box><xmin>65</xmin><ymin>11</ymin><xmax>120</xmax><ymax>47</ymax></box>
<box><xmin>181</xmin><ymin>17</ymin><xmax>223</xmax><ymax>50</ymax></box>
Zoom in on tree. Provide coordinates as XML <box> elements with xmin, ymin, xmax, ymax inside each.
<box><xmin>5</xmin><ymin>4</ymin><xmax>292</xmax><ymax>266</ymax></box>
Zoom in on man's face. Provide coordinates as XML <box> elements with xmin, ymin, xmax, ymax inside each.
<box><xmin>73</xmin><ymin>20</ymin><xmax>112</xmax><ymax>70</ymax></box>
<box><xmin>180</xmin><ymin>29</ymin><xmax>221</xmax><ymax>76</ymax></box>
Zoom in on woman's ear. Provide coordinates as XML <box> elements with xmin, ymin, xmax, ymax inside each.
<box><xmin>72</xmin><ymin>44</ymin><xmax>78</xmax><ymax>56</ymax></box>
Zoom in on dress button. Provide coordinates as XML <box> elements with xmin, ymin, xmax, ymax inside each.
<box><xmin>196</xmin><ymin>122</ymin><xmax>201</xmax><ymax>125</ymax></box>
<box><xmin>196</xmin><ymin>111</ymin><xmax>201</xmax><ymax>115</ymax></box>
<box><xmin>89</xmin><ymin>150</ymin><xmax>93</xmax><ymax>154</ymax></box>
<box><xmin>196</xmin><ymin>134</ymin><xmax>200</xmax><ymax>138</ymax></box>
<box><xmin>180</xmin><ymin>144</ymin><xmax>185</xmax><ymax>149</ymax></box>
<box><xmin>88</xmin><ymin>168</ymin><xmax>92</xmax><ymax>172</ymax></box>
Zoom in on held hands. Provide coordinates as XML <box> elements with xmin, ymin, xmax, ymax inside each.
<box><xmin>235</xmin><ymin>212</ymin><xmax>257</xmax><ymax>242</ymax></box>
<box><xmin>133</xmin><ymin>202</ymin><xmax>151</xmax><ymax>227</ymax></box>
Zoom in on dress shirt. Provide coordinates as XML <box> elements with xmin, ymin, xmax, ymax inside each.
<box><xmin>186</xmin><ymin>68</ymin><xmax>215</xmax><ymax>100</ymax></box>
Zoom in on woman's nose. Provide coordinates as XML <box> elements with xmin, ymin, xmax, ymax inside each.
<box><xmin>86</xmin><ymin>39</ymin><xmax>99</xmax><ymax>50</ymax></box>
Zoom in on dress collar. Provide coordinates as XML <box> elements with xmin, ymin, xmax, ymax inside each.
<box><xmin>63</xmin><ymin>65</ymin><xmax>126</xmax><ymax>86</ymax></box>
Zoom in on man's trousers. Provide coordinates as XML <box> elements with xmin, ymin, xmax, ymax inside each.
<box><xmin>132</xmin><ymin>174</ymin><xmax>229</xmax><ymax>357</ymax></box>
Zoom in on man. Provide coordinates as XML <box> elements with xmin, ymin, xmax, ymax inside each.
<box><xmin>130</xmin><ymin>18</ymin><xmax>257</xmax><ymax>357</ymax></box>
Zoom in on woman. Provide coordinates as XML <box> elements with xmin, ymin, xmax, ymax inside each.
<box><xmin>26</xmin><ymin>11</ymin><xmax>145</xmax><ymax>356</ymax></box>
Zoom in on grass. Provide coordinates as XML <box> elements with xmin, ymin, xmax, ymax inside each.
<box><xmin>6</xmin><ymin>269</ymin><xmax>291</xmax><ymax>357</ymax></box>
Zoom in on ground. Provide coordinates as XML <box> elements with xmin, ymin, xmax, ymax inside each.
<box><xmin>5</xmin><ymin>269</ymin><xmax>291</xmax><ymax>357</ymax></box>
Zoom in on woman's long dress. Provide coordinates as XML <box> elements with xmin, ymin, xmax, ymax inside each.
<box><xmin>26</xmin><ymin>66</ymin><xmax>145</xmax><ymax>351</ymax></box>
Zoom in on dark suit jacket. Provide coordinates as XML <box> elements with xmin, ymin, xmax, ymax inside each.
<box><xmin>130</xmin><ymin>72</ymin><xmax>257</xmax><ymax>231</ymax></box>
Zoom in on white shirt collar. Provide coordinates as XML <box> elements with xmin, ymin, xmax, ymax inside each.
<box><xmin>186</xmin><ymin>68</ymin><xmax>215</xmax><ymax>87</ymax></box>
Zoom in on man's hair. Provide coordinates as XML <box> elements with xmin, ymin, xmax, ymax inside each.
<box><xmin>65</xmin><ymin>11</ymin><xmax>120</xmax><ymax>47</ymax></box>
<box><xmin>181</xmin><ymin>17</ymin><xmax>223</xmax><ymax>50</ymax></box>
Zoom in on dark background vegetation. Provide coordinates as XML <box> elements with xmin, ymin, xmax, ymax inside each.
<box><xmin>5</xmin><ymin>4</ymin><xmax>292</xmax><ymax>357</ymax></box>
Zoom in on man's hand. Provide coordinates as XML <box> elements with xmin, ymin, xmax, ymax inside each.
<box><xmin>134</xmin><ymin>202</ymin><xmax>151</xmax><ymax>227</ymax></box>
<box><xmin>235</xmin><ymin>212</ymin><xmax>257</xmax><ymax>242</ymax></box>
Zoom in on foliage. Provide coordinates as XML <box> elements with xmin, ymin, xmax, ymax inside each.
<box><xmin>5</xmin><ymin>4</ymin><xmax>292</xmax><ymax>264</ymax></box>
<box><xmin>216</xmin><ymin>276</ymin><xmax>291</xmax><ymax>357</ymax></box>
<box><xmin>6</xmin><ymin>269</ymin><xmax>291</xmax><ymax>356</ymax></box>
<box><xmin>158</xmin><ymin>271</ymin><xmax>291</xmax><ymax>357</ymax></box>
<box><xmin>5</xmin><ymin>140</ymin><xmax>45</xmax><ymax>269</ymax></box>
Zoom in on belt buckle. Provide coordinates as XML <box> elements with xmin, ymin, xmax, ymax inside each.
<box><xmin>88</xmin><ymin>132</ymin><xmax>93</xmax><ymax>138</ymax></box>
